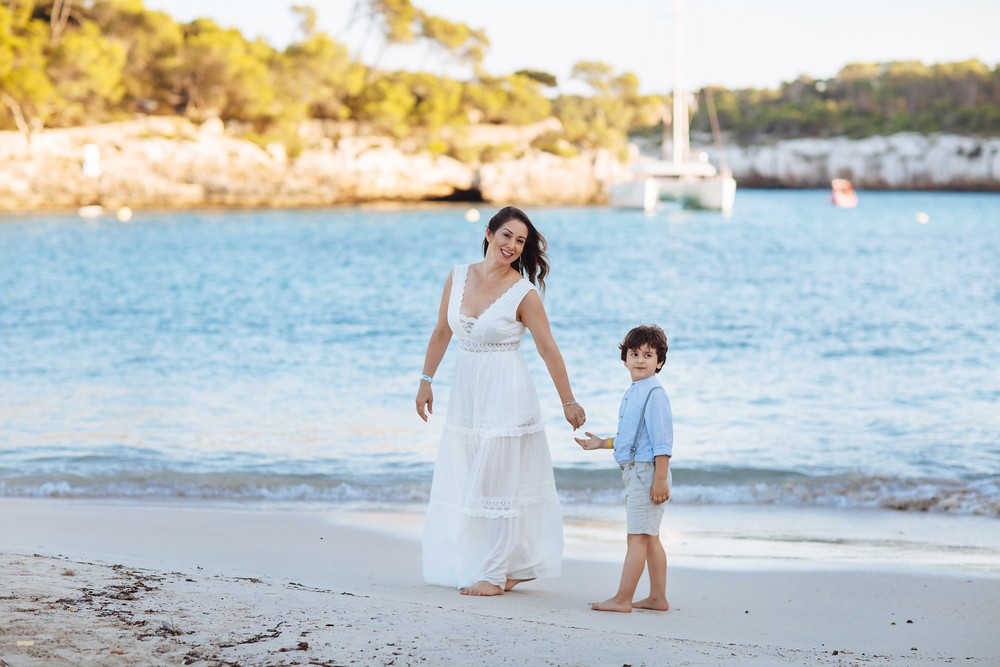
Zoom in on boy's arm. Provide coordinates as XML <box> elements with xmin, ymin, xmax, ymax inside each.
<box><xmin>651</xmin><ymin>454</ymin><xmax>670</xmax><ymax>504</ymax></box>
<box><xmin>575</xmin><ymin>432</ymin><xmax>614</xmax><ymax>451</ymax></box>
<box><xmin>649</xmin><ymin>392</ymin><xmax>673</xmax><ymax>504</ymax></box>
<box><xmin>647</xmin><ymin>390</ymin><xmax>673</xmax><ymax>459</ymax></box>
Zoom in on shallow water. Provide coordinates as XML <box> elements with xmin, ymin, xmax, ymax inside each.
<box><xmin>1</xmin><ymin>191</ymin><xmax>998</xmax><ymax>515</ymax></box>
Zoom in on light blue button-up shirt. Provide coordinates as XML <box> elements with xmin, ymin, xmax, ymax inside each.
<box><xmin>613</xmin><ymin>375</ymin><xmax>673</xmax><ymax>465</ymax></box>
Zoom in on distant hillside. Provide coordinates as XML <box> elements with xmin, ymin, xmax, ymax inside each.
<box><xmin>688</xmin><ymin>61</ymin><xmax>1000</xmax><ymax>143</ymax></box>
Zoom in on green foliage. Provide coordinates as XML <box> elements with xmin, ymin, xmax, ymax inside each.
<box><xmin>445</xmin><ymin>141</ymin><xmax>516</xmax><ymax>163</ymax></box>
<box><xmin>352</xmin><ymin>74</ymin><xmax>417</xmax><ymax>137</ymax></box>
<box><xmin>462</xmin><ymin>74</ymin><xmax>550</xmax><ymax>125</ymax></box>
<box><xmin>548</xmin><ymin>61</ymin><xmax>651</xmax><ymax>153</ymax></box>
<box><xmin>514</xmin><ymin>69</ymin><xmax>557</xmax><ymax>88</ymax></box>
<box><xmin>418</xmin><ymin>11</ymin><xmax>488</xmax><ymax>68</ymax></box>
<box><xmin>423</xmin><ymin>137</ymin><xmax>448</xmax><ymax>155</ymax></box>
<box><xmin>402</xmin><ymin>71</ymin><xmax>465</xmax><ymax>130</ymax></box>
<box><xmin>690</xmin><ymin>59</ymin><xmax>1000</xmax><ymax>142</ymax></box>
<box><xmin>531</xmin><ymin>131</ymin><xmax>578</xmax><ymax>158</ymax></box>
<box><xmin>290</xmin><ymin>4</ymin><xmax>318</xmax><ymax>39</ymax></box>
<box><xmin>47</xmin><ymin>19</ymin><xmax>126</xmax><ymax>124</ymax></box>
<box><xmin>175</xmin><ymin>19</ymin><xmax>277</xmax><ymax>122</ymax></box>
<box><xmin>0</xmin><ymin>3</ymin><xmax>57</xmax><ymax>135</ymax></box>
<box><xmin>243</xmin><ymin>124</ymin><xmax>305</xmax><ymax>159</ymax></box>
<box><xmin>369</xmin><ymin>0</ymin><xmax>418</xmax><ymax>46</ymax></box>
<box><xmin>351</xmin><ymin>0</ymin><xmax>487</xmax><ymax>75</ymax></box>
<box><xmin>1</xmin><ymin>0</ymin><xmax>997</xmax><ymax>153</ymax></box>
<box><xmin>90</xmin><ymin>0</ymin><xmax>184</xmax><ymax>114</ymax></box>
<box><xmin>477</xmin><ymin>142</ymin><xmax>516</xmax><ymax>162</ymax></box>
<box><xmin>501</xmin><ymin>74</ymin><xmax>552</xmax><ymax>124</ymax></box>
<box><xmin>279</xmin><ymin>32</ymin><xmax>360</xmax><ymax>121</ymax></box>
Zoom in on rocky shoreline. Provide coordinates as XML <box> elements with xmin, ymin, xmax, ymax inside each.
<box><xmin>721</xmin><ymin>133</ymin><xmax>1000</xmax><ymax>191</ymax></box>
<box><xmin>1</xmin><ymin>117</ymin><xmax>998</xmax><ymax>213</ymax></box>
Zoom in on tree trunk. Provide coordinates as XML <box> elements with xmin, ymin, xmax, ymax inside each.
<box><xmin>0</xmin><ymin>92</ymin><xmax>34</xmax><ymax>145</ymax></box>
<box><xmin>50</xmin><ymin>0</ymin><xmax>73</xmax><ymax>46</ymax></box>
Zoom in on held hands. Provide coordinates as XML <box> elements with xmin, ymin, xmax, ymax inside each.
<box><xmin>563</xmin><ymin>402</ymin><xmax>586</xmax><ymax>431</ymax></box>
<box><xmin>415</xmin><ymin>383</ymin><xmax>433</xmax><ymax>422</ymax></box>
<box><xmin>574</xmin><ymin>432</ymin><xmax>606</xmax><ymax>450</ymax></box>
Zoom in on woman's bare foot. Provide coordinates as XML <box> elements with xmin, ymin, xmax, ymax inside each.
<box><xmin>504</xmin><ymin>577</ymin><xmax>536</xmax><ymax>592</ymax></box>
<box><xmin>459</xmin><ymin>581</ymin><xmax>504</xmax><ymax>596</ymax></box>
<box><xmin>590</xmin><ymin>597</ymin><xmax>632</xmax><ymax>613</ymax></box>
<box><xmin>632</xmin><ymin>596</ymin><xmax>670</xmax><ymax>611</ymax></box>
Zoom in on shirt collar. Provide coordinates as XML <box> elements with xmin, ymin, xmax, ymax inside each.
<box><xmin>631</xmin><ymin>375</ymin><xmax>660</xmax><ymax>388</ymax></box>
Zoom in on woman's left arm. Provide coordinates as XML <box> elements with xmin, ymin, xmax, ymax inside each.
<box><xmin>519</xmin><ymin>290</ymin><xmax>586</xmax><ymax>430</ymax></box>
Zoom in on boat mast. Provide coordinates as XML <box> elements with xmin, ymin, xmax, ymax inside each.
<box><xmin>671</xmin><ymin>0</ymin><xmax>689</xmax><ymax>167</ymax></box>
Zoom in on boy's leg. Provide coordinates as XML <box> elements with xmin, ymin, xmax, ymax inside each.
<box><xmin>591</xmin><ymin>534</ymin><xmax>649</xmax><ymax>612</ymax></box>
<box><xmin>633</xmin><ymin>534</ymin><xmax>669</xmax><ymax>611</ymax></box>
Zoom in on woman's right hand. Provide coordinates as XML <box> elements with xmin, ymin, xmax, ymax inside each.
<box><xmin>563</xmin><ymin>402</ymin><xmax>586</xmax><ymax>431</ymax></box>
<box><xmin>416</xmin><ymin>383</ymin><xmax>434</xmax><ymax>422</ymax></box>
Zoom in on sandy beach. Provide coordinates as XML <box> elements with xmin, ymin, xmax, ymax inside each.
<box><xmin>2</xmin><ymin>499</ymin><xmax>998</xmax><ymax>666</ymax></box>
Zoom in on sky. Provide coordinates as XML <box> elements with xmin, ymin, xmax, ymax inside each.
<box><xmin>144</xmin><ymin>0</ymin><xmax>1000</xmax><ymax>94</ymax></box>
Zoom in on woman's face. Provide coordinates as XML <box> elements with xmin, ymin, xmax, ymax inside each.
<box><xmin>486</xmin><ymin>220</ymin><xmax>529</xmax><ymax>266</ymax></box>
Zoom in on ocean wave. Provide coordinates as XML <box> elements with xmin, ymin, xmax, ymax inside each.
<box><xmin>673</xmin><ymin>475</ymin><xmax>1000</xmax><ymax>515</ymax></box>
<box><xmin>1</xmin><ymin>468</ymin><xmax>997</xmax><ymax>517</ymax></box>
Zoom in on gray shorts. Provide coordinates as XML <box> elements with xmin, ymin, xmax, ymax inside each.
<box><xmin>621</xmin><ymin>462</ymin><xmax>671</xmax><ymax>535</ymax></box>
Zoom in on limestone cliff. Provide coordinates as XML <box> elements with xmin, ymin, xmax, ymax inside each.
<box><xmin>1</xmin><ymin>118</ymin><xmax>998</xmax><ymax>213</ymax></box>
<box><xmin>0</xmin><ymin>117</ymin><xmax>627</xmax><ymax>212</ymax></box>
<box><xmin>710</xmin><ymin>134</ymin><xmax>1000</xmax><ymax>191</ymax></box>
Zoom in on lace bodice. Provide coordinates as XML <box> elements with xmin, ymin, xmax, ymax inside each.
<box><xmin>448</xmin><ymin>264</ymin><xmax>536</xmax><ymax>347</ymax></box>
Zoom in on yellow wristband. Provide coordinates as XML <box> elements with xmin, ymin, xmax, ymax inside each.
<box><xmin>606</xmin><ymin>438</ymin><xmax>613</xmax><ymax>449</ymax></box>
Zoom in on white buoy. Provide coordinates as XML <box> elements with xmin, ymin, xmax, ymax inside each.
<box><xmin>116</xmin><ymin>206</ymin><xmax>133</xmax><ymax>222</ymax></box>
<box><xmin>916</xmin><ymin>212</ymin><xmax>930</xmax><ymax>224</ymax></box>
<box><xmin>82</xmin><ymin>143</ymin><xmax>102</xmax><ymax>178</ymax></box>
<box><xmin>78</xmin><ymin>204</ymin><xmax>103</xmax><ymax>219</ymax></box>
<box><xmin>465</xmin><ymin>208</ymin><xmax>481</xmax><ymax>222</ymax></box>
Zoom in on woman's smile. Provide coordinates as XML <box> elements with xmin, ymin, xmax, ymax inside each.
<box><xmin>488</xmin><ymin>220</ymin><xmax>528</xmax><ymax>264</ymax></box>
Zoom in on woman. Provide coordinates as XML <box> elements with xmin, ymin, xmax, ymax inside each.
<box><xmin>416</xmin><ymin>206</ymin><xmax>586</xmax><ymax>596</ymax></box>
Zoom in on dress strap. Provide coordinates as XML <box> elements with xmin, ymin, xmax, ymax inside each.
<box><xmin>453</xmin><ymin>264</ymin><xmax>469</xmax><ymax>292</ymax></box>
<box><xmin>450</xmin><ymin>264</ymin><xmax>469</xmax><ymax>318</ymax></box>
<box><xmin>498</xmin><ymin>278</ymin><xmax>535</xmax><ymax>315</ymax></box>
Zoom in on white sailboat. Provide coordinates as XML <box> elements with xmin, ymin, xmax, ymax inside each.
<box><xmin>610</xmin><ymin>0</ymin><xmax>736</xmax><ymax>213</ymax></box>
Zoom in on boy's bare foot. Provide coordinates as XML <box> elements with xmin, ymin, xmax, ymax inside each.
<box><xmin>504</xmin><ymin>577</ymin><xmax>535</xmax><ymax>592</ymax></box>
<box><xmin>632</xmin><ymin>596</ymin><xmax>670</xmax><ymax>611</ymax></box>
<box><xmin>459</xmin><ymin>581</ymin><xmax>504</xmax><ymax>596</ymax></box>
<box><xmin>590</xmin><ymin>597</ymin><xmax>632</xmax><ymax>613</ymax></box>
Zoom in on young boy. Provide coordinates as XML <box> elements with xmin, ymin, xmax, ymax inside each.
<box><xmin>576</xmin><ymin>324</ymin><xmax>673</xmax><ymax>613</ymax></box>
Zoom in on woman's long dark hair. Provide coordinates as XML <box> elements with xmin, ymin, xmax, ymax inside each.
<box><xmin>482</xmin><ymin>206</ymin><xmax>549</xmax><ymax>293</ymax></box>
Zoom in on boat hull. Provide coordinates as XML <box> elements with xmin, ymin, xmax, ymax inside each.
<box><xmin>610</xmin><ymin>175</ymin><xmax>736</xmax><ymax>214</ymax></box>
<box><xmin>656</xmin><ymin>175</ymin><xmax>736</xmax><ymax>213</ymax></box>
<box><xmin>608</xmin><ymin>178</ymin><xmax>659</xmax><ymax>212</ymax></box>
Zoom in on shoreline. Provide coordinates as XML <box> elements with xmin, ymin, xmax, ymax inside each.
<box><xmin>4</xmin><ymin>119</ymin><xmax>1000</xmax><ymax>216</ymax></box>
<box><xmin>2</xmin><ymin>187</ymin><xmax>1000</xmax><ymax>219</ymax></box>
<box><xmin>3</xmin><ymin>498</ymin><xmax>998</xmax><ymax>665</ymax></box>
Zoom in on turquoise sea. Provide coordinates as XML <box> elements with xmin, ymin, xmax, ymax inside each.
<box><xmin>1</xmin><ymin>190</ymin><xmax>998</xmax><ymax>516</ymax></box>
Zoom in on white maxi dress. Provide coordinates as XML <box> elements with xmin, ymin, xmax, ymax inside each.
<box><xmin>423</xmin><ymin>264</ymin><xmax>563</xmax><ymax>588</ymax></box>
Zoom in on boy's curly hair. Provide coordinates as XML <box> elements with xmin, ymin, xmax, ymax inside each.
<box><xmin>619</xmin><ymin>325</ymin><xmax>668</xmax><ymax>372</ymax></box>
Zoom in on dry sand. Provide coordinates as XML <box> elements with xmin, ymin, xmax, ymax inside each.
<box><xmin>2</xmin><ymin>498</ymin><xmax>998</xmax><ymax>666</ymax></box>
